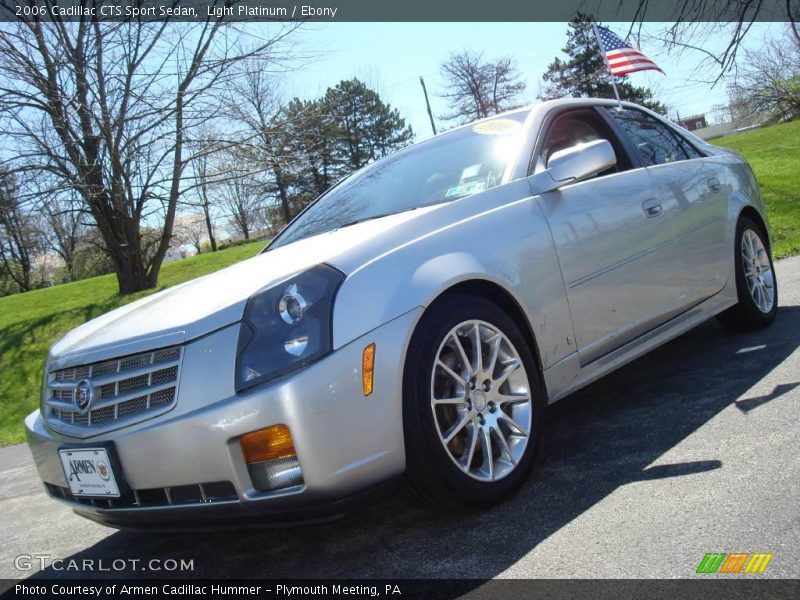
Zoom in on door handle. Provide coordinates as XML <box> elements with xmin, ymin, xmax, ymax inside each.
<box><xmin>642</xmin><ymin>198</ymin><xmax>662</xmax><ymax>218</ymax></box>
<box><xmin>707</xmin><ymin>177</ymin><xmax>721</xmax><ymax>192</ymax></box>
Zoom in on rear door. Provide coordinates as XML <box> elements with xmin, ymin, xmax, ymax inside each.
<box><xmin>531</xmin><ymin>107</ymin><xmax>685</xmax><ymax>365</ymax></box>
<box><xmin>603</xmin><ymin>107</ymin><xmax>730</xmax><ymax>307</ymax></box>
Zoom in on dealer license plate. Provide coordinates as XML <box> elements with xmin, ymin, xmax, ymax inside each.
<box><xmin>58</xmin><ymin>448</ymin><xmax>120</xmax><ymax>498</ymax></box>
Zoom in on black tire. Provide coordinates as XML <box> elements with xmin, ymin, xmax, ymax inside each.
<box><xmin>717</xmin><ymin>215</ymin><xmax>778</xmax><ymax>331</ymax></box>
<box><xmin>402</xmin><ymin>293</ymin><xmax>545</xmax><ymax>510</ymax></box>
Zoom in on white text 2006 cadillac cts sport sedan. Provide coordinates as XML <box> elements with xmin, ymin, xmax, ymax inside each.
<box><xmin>26</xmin><ymin>98</ymin><xmax>777</xmax><ymax>529</ymax></box>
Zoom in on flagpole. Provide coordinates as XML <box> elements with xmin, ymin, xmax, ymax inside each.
<box><xmin>591</xmin><ymin>21</ymin><xmax>623</xmax><ymax>111</ymax></box>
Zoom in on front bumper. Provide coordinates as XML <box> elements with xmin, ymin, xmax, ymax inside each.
<box><xmin>25</xmin><ymin>308</ymin><xmax>422</xmax><ymax>529</ymax></box>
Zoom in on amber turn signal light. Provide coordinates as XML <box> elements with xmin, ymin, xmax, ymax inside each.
<box><xmin>362</xmin><ymin>343</ymin><xmax>376</xmax><ymax>396</ymax></box>
<box><xmin>240</xmin><ymin>424</ymin><xmax>296</xmax><ymax>464</ymax></box>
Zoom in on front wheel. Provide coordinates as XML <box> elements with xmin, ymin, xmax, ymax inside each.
<box><xmin>402</xmin><ymin>294</ymin><xmax>545</xmax><ymax>509</ymax></box>
<box><xmin>717</xmin><ymin>216</ymin><xmax>778</xmax><ymax>331</ymax></box>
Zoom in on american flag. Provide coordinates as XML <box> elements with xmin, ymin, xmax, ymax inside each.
<box><xmin>595</xmin><ymin>25</ymin><xmax>664</xmax><ymax>76</ymax></box>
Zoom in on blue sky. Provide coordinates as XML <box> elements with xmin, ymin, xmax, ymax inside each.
<box><xmin>279</xmin><ymin>21</ymin><xmax>784</xmax><ymax>139</ymax></box>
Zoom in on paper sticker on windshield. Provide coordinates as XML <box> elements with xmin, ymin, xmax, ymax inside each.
<box><xmin>473</xmin><ymin>119</ymin><xmax>522</xmax><ymax>136</ymax></box>
<box><xmin>460</xmin><ymin>164</ymin><xmax>481</xmax><ymax>181</ymax></box>
<box><xmin>445</xmin><ymin>180</ymin><xmax>487</xmax><ymax>198</ymax></box>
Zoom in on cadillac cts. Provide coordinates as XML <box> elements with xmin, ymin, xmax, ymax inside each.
<box><xmin>26</xmin><ymin>99</ymin><xmax>777</xmax><ymax>529</ymax></box>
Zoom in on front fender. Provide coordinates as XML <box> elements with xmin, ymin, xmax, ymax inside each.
<box><xmin>334</xmin><ymin>250</ymin><xmax>513</xmax><ymax>346</ymax></box>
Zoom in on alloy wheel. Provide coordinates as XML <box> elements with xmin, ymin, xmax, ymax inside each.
<box><xmin>430</xmin><ymin>319</ymin><xmax>532</xmax><ymax>482</ymax></box>
<box><xmin>741</xmin><ymin>228</ymin><xmax>775</xmax><ymax>314</ymax></box>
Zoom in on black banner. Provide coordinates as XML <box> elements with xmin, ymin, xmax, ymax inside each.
<box><xmin>0</xmin><ymin>0</ymin><xmax>795</xmax><ymax>23</ymax></box>
<box><xmin>2</xmin><ymin>579</ymin><xmax>800</xmax><ymax>600</ymax></box>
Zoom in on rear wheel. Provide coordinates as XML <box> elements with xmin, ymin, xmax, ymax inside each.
<box><xmin>717</xmin><ymin>216</ymin><xmax>778</xmax><ymax>331</ymax></box>
<box><xmin>402</xmin><ymin>294</ymin><xmax>544</xmax><ymax>509</ymax></box>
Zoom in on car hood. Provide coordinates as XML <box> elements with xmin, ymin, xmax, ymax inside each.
<box><xmin>49</xmin><ymin>207</ymin><xmax>438</xmax><ymax>370</ymax></box>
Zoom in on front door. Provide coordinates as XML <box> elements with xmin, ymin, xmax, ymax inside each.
<box><xmin>532</xmin><ymin>108</ymin><xmax>685</xmax><ymax>365</ymax></box>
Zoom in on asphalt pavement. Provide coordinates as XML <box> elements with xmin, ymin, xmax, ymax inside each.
<box><xmin>1</xmin><ymin>257</ymin><xmax>798</xmax><ymax>580</ymax></box>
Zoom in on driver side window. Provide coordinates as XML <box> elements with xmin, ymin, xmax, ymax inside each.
<box><xmin>537</xmin><ymin>109</ymin><xmax>632</xmax><ymax>179</ymax></box>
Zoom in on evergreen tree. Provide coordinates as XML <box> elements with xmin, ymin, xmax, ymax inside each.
<box><xmin>282</xmin><ymin>98</ymin><xmax>342</xmax><ymax>206</ymax></box>
<box><xmin>322</xmin><ymin>79</ymin><xmax>414</xmax><ymax>171</ymax></box>
<box><xmin>541</xmin><ymin>16</ymin><xmax>667</xmax><ymax>114</ymax></box>
<box><xmin>267</xmin><ymin>80</ymin><xmax>415</xmax><ymax>224</ymax></box>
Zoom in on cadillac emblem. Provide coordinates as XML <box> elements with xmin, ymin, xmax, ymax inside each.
<box><xmin>73</xmin><ymin>379</ymin><xmax>94</xmax><ymax>413</ymax></box>
<box><xmin>97</xmin><ymin>461</ymin><xmax>110</xmax><ymax>481</ymax></box>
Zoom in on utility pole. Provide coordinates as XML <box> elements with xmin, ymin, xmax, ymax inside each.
<box><xmin>419</xmin><ymin>76</ymin><xmax>437</xmax><ymax>136</ymax></box>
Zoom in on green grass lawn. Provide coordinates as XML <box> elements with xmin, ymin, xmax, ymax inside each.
<box><xmin>0</xmin><ymin>240</ymin><xmax>265</xmax><ymax>446</ymax></box>
<box><xmin>715</xmin><ymin>119</ymin><xmax>800</xmax><ymax>258</ymax></box>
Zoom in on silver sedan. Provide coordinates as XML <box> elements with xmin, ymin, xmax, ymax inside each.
<box><xmin>25</xmin><ymin>98</ymin><xmax>777</xmax><ymax>528</ymax></box>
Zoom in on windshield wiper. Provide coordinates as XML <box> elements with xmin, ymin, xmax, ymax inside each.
<box><xmin>336</xmin><ymin>214</ymin><xmax>392</xmax><ymax>229</ymax></box>
<box><xmin>335</xmin><ymin>206</ymin><xmax>424</xmax><ymax>231</ymax></box>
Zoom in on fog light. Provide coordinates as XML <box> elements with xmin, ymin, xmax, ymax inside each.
<box><xmin>249</xmin><ymin>456</ymin><xmax>304</xmax><ymax>492</ymax></box>
<box><xmin>240</xmin><ymin>425</ymin><xmax>304</xmax><ymax>492</ymax></box>
<box><xmin>362</xmin><ymin>343</ymin><xmax>376</xmax><ymax>396</ymax></box>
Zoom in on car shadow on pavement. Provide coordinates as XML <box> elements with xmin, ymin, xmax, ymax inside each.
<box><xmin>30</xmin><ymin>306</ymin><xmax>800</xmax><ymax>580</ymax></box>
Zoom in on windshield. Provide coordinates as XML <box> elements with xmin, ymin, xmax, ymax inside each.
<box><xmin>270</xmin><ymin>111</ymin><xmax>529</xmax><ymax>249</ymax></box>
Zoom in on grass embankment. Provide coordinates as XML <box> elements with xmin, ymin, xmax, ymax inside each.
<box><xmin>715</xmin><ymin>119</ymin><xmax>800</xmax><ymax>258</ymax></box>
<box><xmin>0</xmin><ymin>240</ymin><xmax>265</xmax><ymax>446</ymax></box>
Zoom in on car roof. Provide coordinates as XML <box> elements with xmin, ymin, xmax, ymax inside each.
<box><xmin>416</xmin><ymin>97</ymin><xmax>659</xmax><ymax>144</ymax></box>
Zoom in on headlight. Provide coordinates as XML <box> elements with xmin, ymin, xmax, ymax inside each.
<box><xmin>235</xmin><ymin>264</ymin><xmax>345</xmax><ymax>391</ymax></box>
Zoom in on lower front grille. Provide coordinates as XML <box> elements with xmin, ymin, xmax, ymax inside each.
<box><xmin>45</xmin><ymin>481</ymin><xmax>237</xmax><ymax>509</ymax></box>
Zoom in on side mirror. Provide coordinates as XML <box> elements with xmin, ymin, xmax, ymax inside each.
<box><xmin>530</xmin><ymin>139</ymin><xmax>617</xmax><ymax>193</ymax></box>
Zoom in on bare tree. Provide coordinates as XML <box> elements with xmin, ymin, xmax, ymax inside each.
<box><xmin>186</xmin><ymin>133</ymin><xmax>221</xmax><ymax>252</ymax></box>
<box><xmin>620</xmin><ymin>1</ymin><xmax>799</xmax><ymax>82</ymax></box>
<box><xmin>728</xmin><ymin>28</ymin><xmax>800</xmax><ymax>124</ymax></box>
<box><xmin>228</xmin><ymin>67</ymin><xmax>296</xmax><ymax>225</ymax></box>
<box><xmin>70</xmin><ymin>227</ymin><xmax>115</xmax><ymax>280</ymax></box>
<box><xmin>439</xmin><ymin>50</ymin><xmax>527</xmax><ymax>124</ymax></box>
<box><xmin>41</xmin><ymin>193</ymin><xmax>88</xmax><ymax>281</ymax></box>
<box><xmin>0</xmin><ymin>9</ymin><xmax>298</xmax><ymax>293</ymax></box>
<box><xmin>219</xmin><ymin>169</ymin><xmax>262</xmax><ymax>241</ymax></box>
<box><xmin>0</xmin><ymin>167</ymin><xmax>41</xmax><ymax>292</ymax></box>
<box><xmin>169</xmin><ymin>212</ymin><xmax>207</xmax><ymax>255</ymax></box>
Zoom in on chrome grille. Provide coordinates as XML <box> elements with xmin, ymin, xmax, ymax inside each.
<box><xmin>55</xmin><ymin>365</ymin><xmax>91</xmax><ymax>382</ymax></box>
<box><xmin>45</xmin><ymin>346</ymin><xmax>183</xmax><ymax>437</ymax></box>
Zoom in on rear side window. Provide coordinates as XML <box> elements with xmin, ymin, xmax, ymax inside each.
<box><xmin>604</xmin><ymin>108</ymin><xmax>702</xmax><ymax>166</ymax></box>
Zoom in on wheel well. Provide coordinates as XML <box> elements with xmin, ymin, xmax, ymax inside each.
<box><xmin>739</xmin><ymin>206</ymin><xmax>770</xmax><ymax>250</ymax></box>
<box><xmin>430</xmin><ymin>279</ymin><xmax>545</xmax><ymax>381</ymax></box>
